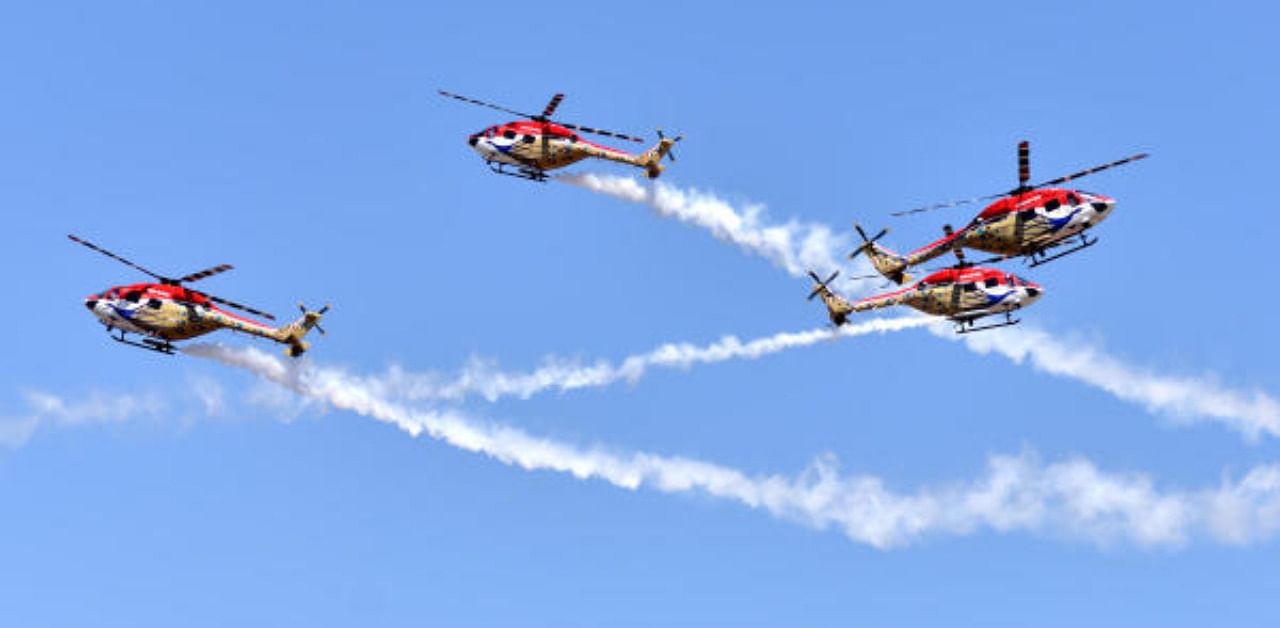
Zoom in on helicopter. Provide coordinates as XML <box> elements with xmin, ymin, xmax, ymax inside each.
<box><xmin>806</xmin><ymin>265</ymin><xmax>1043</xmax><ymax>334</ymax></box>
<box><xmin>439</xmin><ymin>89</ymin><xmax>681</xmax><ymax>182</ymax></box>
<box><xmin>70</xmin><ymin>235</ymin><xmax>328</xmax><ymax>357</ymax></box>
<box><xmin>855</xmin><ymin>141</ymin><xmax>1148</xmax><ymax>284</ymax></box>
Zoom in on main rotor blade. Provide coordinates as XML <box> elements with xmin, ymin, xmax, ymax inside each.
<box><xmin>201</xmin><ymin>292</ymin><xmax>276</xmax><ymax>321</ymax></box>
<box><xmin>437</xmin><ymin>90</ymin><xmax>535</xmax><ymax>120</ymax></box>
<box><xmin>541</xmin><ymin>93</ymin><xmax>565</xmax><ymax>119</ymax></box>
<box><xmin>1018</xmin><ymin>140</ymin><xmax>1031</xmax><ymax>188</ymax></box>
<box><xmin>179</xmin><ymin>264</ymin><xmax>234</xmax><ymax>283</ymax></box>
<box><xmin>892</xmin><ymin>192</ymin><xmax>1006</xmax><ymax>217</ymax></box>
<box><xmin>556</xmin><ymin>121</ymin><xmax>644</xmax><ymax>143</ymax></box>
<box><xmin>1032</xmin><ymin>152</ymin><xmax>1149</xmax><ymax>189</ymax></box>
<box><xmin>68</xmin><ymin>234</ymin><xmax>169</xmax><ymax>282</ymax></box>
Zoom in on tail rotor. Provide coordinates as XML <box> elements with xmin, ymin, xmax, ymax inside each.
<box><xmin>848</xmin><ymin>223</ymin><xmax>889</xmax><ymax>260</ymax></box>
<box><xmin>280</xmin><ymin>303</ymin><xmax>330</xmax><ymax>358</ymax></box>
<box><xmin>806</xmin><ymin>269</ymin><xmax>840</xmax><ymax>300</ymax></box>
<box><xmin>806</xmin><ymin>269</ymin><xmax>852</xmax><ymax>326</ymax></box>
<box><xmin>656</xmin><ymin>128</ymin><xmax>683</xmax><ymax>162</ymax></box>
<box><xmin>299</xmin><ymin>303</ymin><xmax>330</xmax><ymax>335</ymax></box>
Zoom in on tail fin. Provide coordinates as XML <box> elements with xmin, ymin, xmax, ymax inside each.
<box><xmin>806</xmin><ymin>270</ymin><xmax>854</xmax><ymax>326</ymax></box>
<box><xmin>639</xmin><ymin>129</ymin><xmax>682</xmax><ymax>179</ymax></box>
<box><xmin>849</xmin><ymin>224</ymin><xmax>913</xmax><ymax>285</ymax></box>
<box><xmin>274</xmin><ymin>303</ymin><xmax>330</xmax><ymax>358</ymax></box>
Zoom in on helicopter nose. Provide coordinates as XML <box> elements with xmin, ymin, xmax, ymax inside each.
<box><xmin>1026</xmin><ymin>287</ymin><xmax>1040</xmax><ymax>298</ymax></box>
<box><xmin>85</xmin><ymin>299</ymin><xmax>97</xmax><ymax>311</ymax></box>
<box><xmin>1092</xmin><ymin>200</ymin><xmax>1113</xmax><ymax>213</ymax></box>
<box><xmin>468</xmin><ymin>135</ymin><xmax>479</xmax><ymax>147</ymax></box>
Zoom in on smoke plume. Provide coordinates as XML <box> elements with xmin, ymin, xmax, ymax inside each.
<box><xmin>0</xmin><ymin>390</ymin><xmax>165</xmax><ymax>447</ymax></box>
<box><xmin>944</xmin><ymin>324</ymin><xmax>1280</xmax><ymax>441</ymax></box>
<box><xmin>184</xmin><ymin>343</ymin><xmax>1280</xmax><ymax>550</ymax></box>
<box><xmin>556</xmin><ymin>172</ymin><xmax>866</xmax><ymax>290</ymax></box>
<box><xmin>375</xmin><ymin>316</ymin><xmax>934</xmax><ymax>403</ymax></box>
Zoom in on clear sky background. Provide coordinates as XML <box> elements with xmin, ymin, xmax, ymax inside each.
<box><xmin>3</xmin><ymin>1</ymin><xmax>1279</xmax><ymax>626</ymax></box>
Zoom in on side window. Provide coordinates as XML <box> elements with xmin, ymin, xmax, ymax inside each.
<box><xmin>124</xmin><ymin>291</ymin><xmax>142</xmax><ymax>303</ymax></box>
<box><xmin>1066</xmin><ymin>193</ymin><xmax>1080</xmax><ymax>206</ymax></box>
<box><xmin>502</xmin><ymin>129</ymin><xmax>516</xmax><ymax>140</ymax></box>
<box><xmin>521</xmin><ymin>134</ymin><xmax>536</xmax><ymax>144</ymax></box>
<box><xmin>1044</xmin><ymin>198</ymin><xmax>1061</xmax><ymax>211</ymax></box>
<box><xmin>962</xmin><ymin>283</ymin><xmax>977</xmax><ymax>292</ymax></box>
<box><xmin>148</xmin><ymin>299</ymin><xmax>163</xmax><ymax>309</ymax></box>
<box><xmin>984</xmin><ymin>278</ymin><xmax>998</xmax><ymax>288</ymax></box>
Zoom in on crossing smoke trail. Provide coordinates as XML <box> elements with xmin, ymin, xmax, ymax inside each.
<box><xmin>375</xmin><ymin>316</ymin><xmax>935</xmax><ymax>403</ymax></box>
<box><xmin>561</xmin><ymin>173</ymin><xmax>1280</xmax><ymax>441</ymax></box>
<box><xmin>0</xmin><ymin>390</ymin><xmax>165</xmax><ymax>447</ymax></box>
<box><xmin>942</xmin><ymin>325</ymin><xmax>1280</xmax><ymax>441</ymax></box>
<box><xmin>184</xmin><ymin>342</ymin><xmax>1280</xmax><ymax>549</ymax></box>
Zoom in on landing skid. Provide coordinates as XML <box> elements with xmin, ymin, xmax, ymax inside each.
<box><xmin>954</xmin><ymin>311</ymin><xmax>1021</xmax><ymax>335</ymax></box>
<box><xmin>1027</xmin><ymin>234</ymin><xmax>1097</xmax><ymax>267</ymax></box>
<box><xmin>108</xmin><ymin>329</ymin><xmax>176</xmax><ymax>355</ymax></box>
<box><xmin>486</xmin><ymin>160</ymin><xmax>548</xmax><ymax>183</ymax></box>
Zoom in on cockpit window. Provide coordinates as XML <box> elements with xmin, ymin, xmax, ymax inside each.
<box><xmin>1044</xmin><ymin>198</ymin><xmax>1061</xmax><ymax>211</ymax></box>
<box><xmin>984</xmin><ymin>278</ymin><xmax>998</xmax><ymax>288</ymax></box>
<box><xmin>502</xmin><ymin>129</ymin><xmax>516</xmax><ymax>140</ymax></box>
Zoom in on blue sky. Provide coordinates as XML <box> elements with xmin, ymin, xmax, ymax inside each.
<box><xmin>3</xmin><ymin>1</ymin><xmax>1279</xmax><ymax>626</ymax></box>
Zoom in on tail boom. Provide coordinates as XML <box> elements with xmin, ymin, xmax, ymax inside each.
<box><xmin>268</xmin><ymin>304</ymin><xmax>330</xmax><ymax>357</ymax></box>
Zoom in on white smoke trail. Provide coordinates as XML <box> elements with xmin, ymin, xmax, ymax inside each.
<box><xmin>556</xmin><ymin>172</ymin><xmax>867</xmax><ymax>290</ymax></box>
<box><xmin>564</xmin><ymin>173</ymin><xmax>1280</xmax><ymax>441</ymax></box>
<box><xmin>185</xmin><ymin>343</ymin><xmax>1280</xmax><ymax>549</ymax></box>
<box><xmin>0</xmin><ymin>390</ymin><xmax>166</xmax><ymax>447</ymax></box>
<box><xmin>375</xmin><ymin>316</ymin><xmax>934</xmax><ymax>403</ymax></box>
<box><xmin>941</xmin><ymin>324</ymin><xmax>1280</xmax><ymax>441</ymax></box>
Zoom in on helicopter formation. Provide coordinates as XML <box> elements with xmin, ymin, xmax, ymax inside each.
<box><xmin>71</xmin><ymin>89</ymin><xmax>1146</xmax><ymax>355</ymax></box>
<box><xmin>808</xmin><ymin>140</ymin><xmax>1147</xmax><ymax>333</ymax></box>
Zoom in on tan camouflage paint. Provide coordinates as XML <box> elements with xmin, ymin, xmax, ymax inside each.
<box><xmin>120</xmin><ymin>298</ymin><xmax>324</xmax><ymax>356</ymax></box>
<box><xmin>499</xmin><ymin>134</ymin><xmax>676</xmax><ymax>178</ymax></box>
<box><xmin>811</xmin><ymin>280</ymin><xmax>1003</xmax><ymax>324</ymax></box>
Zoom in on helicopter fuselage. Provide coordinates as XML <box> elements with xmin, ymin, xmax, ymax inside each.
<box><xmin>84</xmin><ymin>283</ymin><xmax>275</xmax><ymax>342</ymax></box>
<box><xmin>854</xmin><ymin>267</ymin><xmax>1044</xmax><ymax>319</ymax></box>
<box><xmin>811</xmin><ymin>266</ymin><xmax>1043</xmax><ymax>331</ymax></box>
<box><xmin>468</xmin><ymin>120</ymin><xmax>652</xmax><ymax>173</ymax></box>
<box><xmin>908</xmin><ymin>188</ymin><xmax>1116</xmax><ymax>264</ymax></box>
